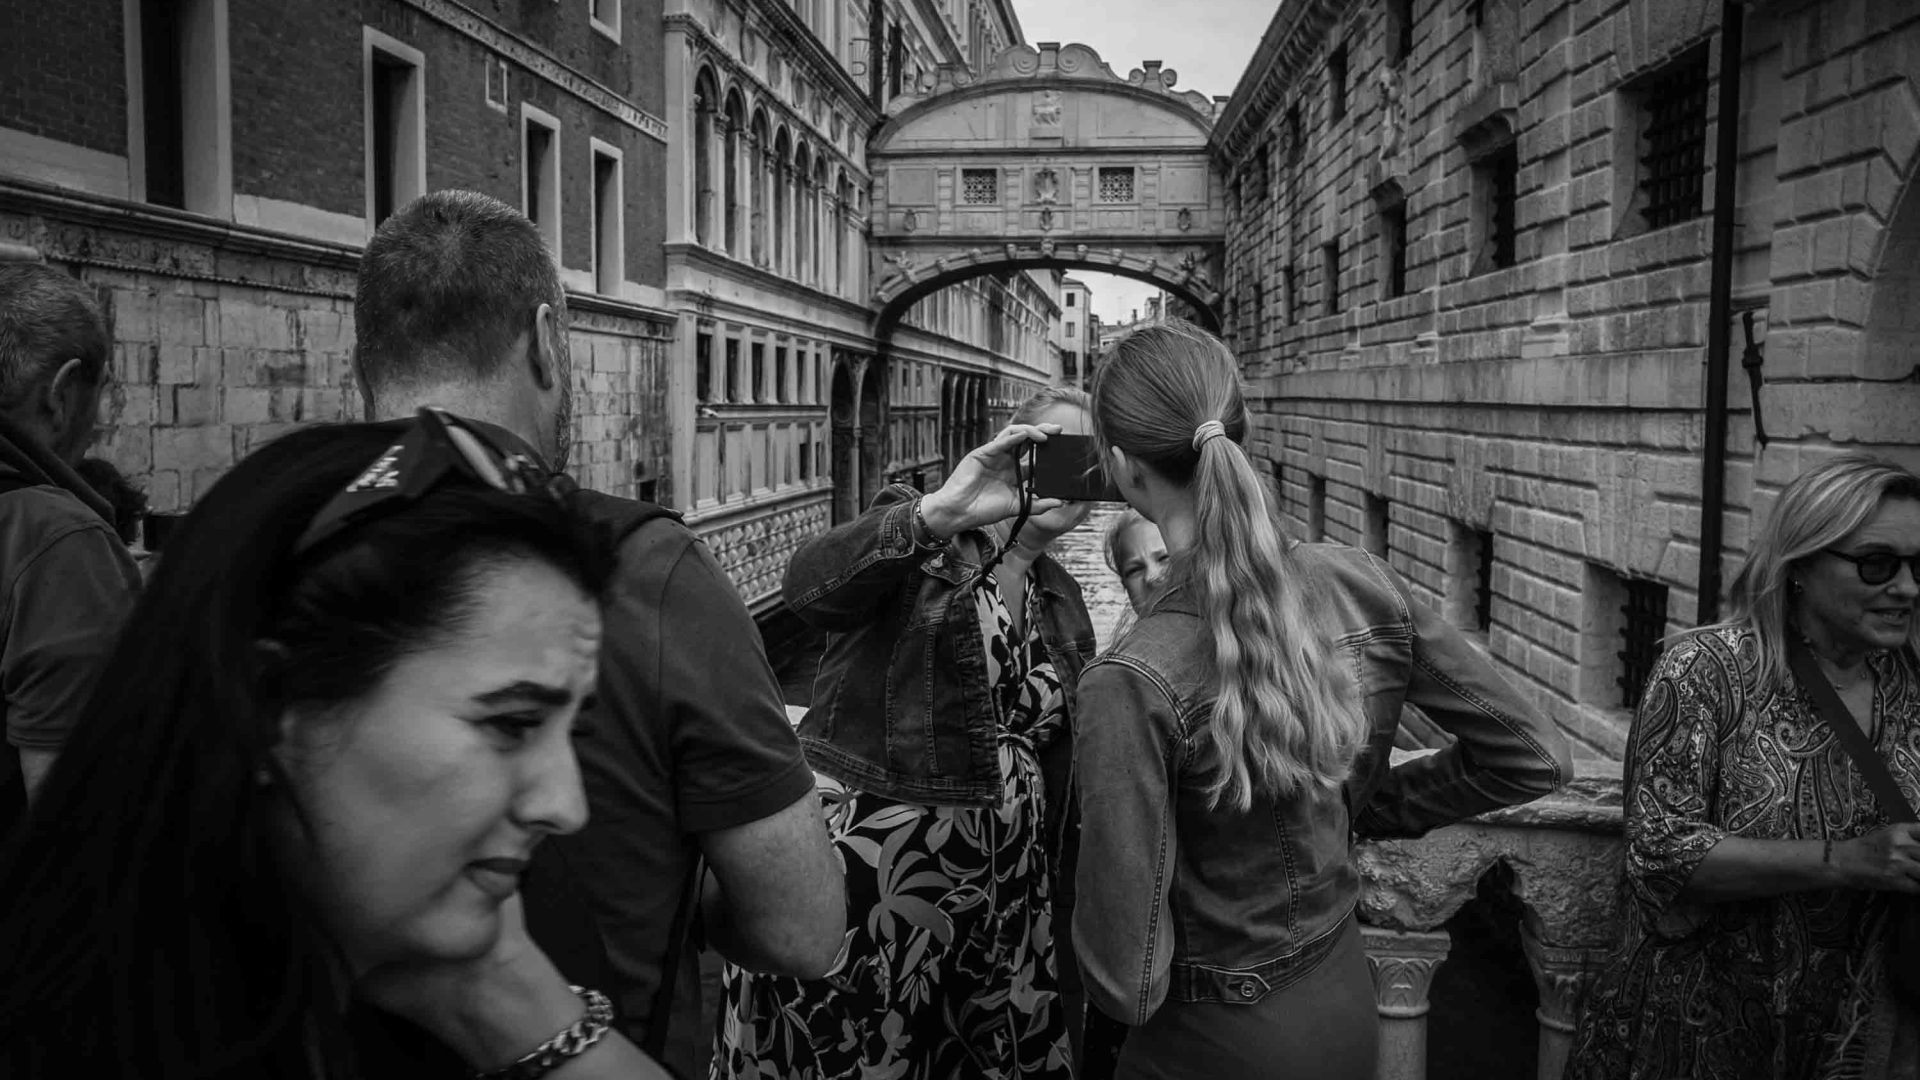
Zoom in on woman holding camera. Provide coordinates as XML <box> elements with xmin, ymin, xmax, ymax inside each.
<box><xmin>712</xmin><ymin>387</ymin><xmax>1097</xmax><ymax>1080</ymax></box>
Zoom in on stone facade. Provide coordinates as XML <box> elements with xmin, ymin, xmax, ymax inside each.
<box><xmin>1212</xmin><ymin>0</ymin><xmax>1920</xmax><ymax>762</ymax></box>
<box><xmin>2</xmin><ymin>0</ymin><xmax>680</xmax><ymax>517</ymax></box>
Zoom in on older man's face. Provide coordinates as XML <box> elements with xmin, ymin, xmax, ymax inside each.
<box><xmin>52</xmin><ymin>370</ymin><xmax>103</xmax><ymax>466</ymax></box>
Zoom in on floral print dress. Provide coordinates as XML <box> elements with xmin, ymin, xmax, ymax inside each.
<box><xmin>1567</xmin><ymin>627</ymin><xmax>1920</xmax><ymax>1080</ymax></box>
<box><xmin>711</xmin><ymin>572</ymin><xmax>1073</xmax><ymax>1080</ymax></box>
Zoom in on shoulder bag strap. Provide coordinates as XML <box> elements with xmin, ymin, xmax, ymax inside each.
<box><xmin>1788</xmin><ymin>640</ymin><xmax>1918</xmax><ymax>823</ymax></box>
<box><xmin>642</xmin><ymin>855</ymin><xmax>704</xmax><ymax>1061</ymax></box>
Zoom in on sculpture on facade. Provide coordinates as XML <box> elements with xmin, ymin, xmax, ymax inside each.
<box><xmin>1376</xmin><ymin>66</ymin><xmax>1404</xmax><ymax>157</ymax></box>
<box><xmin>1032</xmin><ymin>89</ymin><xmax>1063</xmax><ymax>127</ymax></box>
<box><xmin>1033</xmin><ymin>167</ymin><xmax>1060</xmax><ymax>204</ymax></box>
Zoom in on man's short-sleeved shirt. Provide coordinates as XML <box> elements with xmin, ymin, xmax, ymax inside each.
<box><xmin>0</xmin><ymin>481</ymin><xmax>142</xmax><ymax>790</ymax></box>
<box><xmin>525</xmin><ymin>497</ymin><xmax>814</xmax><ymax>1076</ymax></box>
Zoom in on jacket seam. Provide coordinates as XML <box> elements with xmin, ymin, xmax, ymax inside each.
<box><xmin>1411</xmin><ymin>647</ymin><xmax>1565</xmax><ymax>791</ymax></box>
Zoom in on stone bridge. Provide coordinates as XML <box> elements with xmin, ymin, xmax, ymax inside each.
<box><xmin>867</xmin><ymin>42</ymin><xmax>1228</xmax><ymax>332</ymax></box>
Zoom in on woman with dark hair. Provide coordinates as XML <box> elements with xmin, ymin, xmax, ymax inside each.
<box><xmin>1567</xmin><ymin>453</ymin><xmax>1920</xmax><ymax>1079</ymax></box>
<box><xmin>0</xmin><ymin>412</ymin><xmax>670</xmax><ymax>1080</ymax></box>
<box><xmin>713</xmin><ymin>387</ymin><xmax>1099</xmax><ymax>1080</ymax></box>
<box><xmin>1073</xmin><ymin>322</ymin><xmax>1570</xmax><ymax>1079</ymax></box>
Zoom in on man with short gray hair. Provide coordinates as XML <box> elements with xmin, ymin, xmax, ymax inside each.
<box><xmin>353</xmin><ymin>191</ymin><xmax>844</xmax><ymax>1076</ymax></box>
<box><xmin>0</xmin><ymin>262</ymin><xmax>142</xmax><ymax>811</ymax></box>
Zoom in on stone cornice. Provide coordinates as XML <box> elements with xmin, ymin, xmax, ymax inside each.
<box><xmin>741</xmin><ymin>0</ymin><xmax>879</xmax><ymax>124</ymax></box>
<box><xmin>1210</xmin><ymin>0</ymin><xmax>1351</xmax><ymax>165</ymax></box>
<box><xmin>881</xmin><ymin>42</ymin><xmax>1219</xmax><ymax>128</ymax></box>
<box><xmin>667</xmin><ymin>242</ymin><xmax>878</xmax><ymax>320</ymax></box>
<box><xmin>396</xmin><ymin>0</ymin><xmax>669</xmax><ymax>143</ymax></box>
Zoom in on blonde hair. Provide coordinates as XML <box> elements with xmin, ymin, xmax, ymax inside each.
<box><xmin>1102</xmin><ymin>507</ymin><xmax>1150</xmax><ymax>575</ymax></box>
<box><xmin>1721</xmin><ymin>452</ymin><xmax>1920</xmax><ymax>689</ymax></box>
<box><xmin>1091</xmin><ymin>321</ymin><xmax>1366</xmax><ymax>810</ymax></box>
<box><xmin>1012</xmin><ymin>384</ymin><xmax>1092</xmax><ymax>425</ymax></box>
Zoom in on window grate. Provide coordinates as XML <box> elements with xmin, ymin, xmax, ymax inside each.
<box><xmin>961</xmin><ymin>168</ymin><xmax>997</xmax><ymax>204</ymax></box>
<box><xmin>1098</xmin><ymin>167</ymin><xmax>1135</xmax><ymax>203</ymax></box>
<box><xmin>1381</xmin><ymin>202</ymin><xmax>1408</xmax><ymax>297</ymax></box>
<box><xmin>1638</xmin><ymin>52</ymin><xmax>1709</xmax><ymax>230</ymax></box>
<box><xmin>1488</xmin><ymin>145</ymin><xmax>1519</xmax><ymax>268</ymax></box>
<box><xmin>1618</xmin><ymin>579</ymin><xmax>1669</xmax><ymax>710</ymax></box>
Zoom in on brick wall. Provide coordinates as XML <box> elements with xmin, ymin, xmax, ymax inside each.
<box><xmin>3</xmin><ymin>195</ymin><xmax>675</xmax><ymax>518</ymax></box>
<box><xmin>0</xmin><ymin>0</ymin><xmax>128</xmax><ymax>155</ymax></box>
<box><xmin>1218</xmin><ymin>0</ymin><xmax>1920</xmax><ymax>761</ymax></box>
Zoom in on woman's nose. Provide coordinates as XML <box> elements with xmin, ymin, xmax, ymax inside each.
<box><xmin>514</xmin><ymin>732</ymin><xmax>590</xmax><ymax>837</ymax></box>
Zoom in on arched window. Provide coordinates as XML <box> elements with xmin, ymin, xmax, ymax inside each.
<box><xmin>724</xmin><ymin>91</ymin><xmax>745</xmax><ymax>254</ymax></box>
<box><xmin>811</xmin><ymin>158</ymin><xmax>827</xmax><ymax>288</ymax></box>
<box><xmin>692</xmin><ymin>70</ymin><xmax>718</xmax><ymax>247</ymax></box>
<box><xmin>772</xmin><ymin>127</ymin><xmax>792</xmax><ymax>275</ymax></box>
<box><xmin>749</xmin><ymin>110</ymin><xmax>770</xmax><ymax>266</ymax></box>
<box><xmin>793</xmin><ymin>143</ymin><xmax>812</xmax><ymax>285</ymax></box>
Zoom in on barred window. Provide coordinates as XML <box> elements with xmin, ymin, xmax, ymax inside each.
<box><xmin>1637</xmin><ymin>50</ymin><xmax>1710</xmax><ymax>230</ymax></box>
<box><xmin>1323</xmin><ymin>241</ymin><xmax>1342</xmax><ymax>315</ymax></box>
<box><xmin>1619</xmin><ymin>579</ymin><xmax>1669</xmax><ymax>709</ymax></box>
<box><xmin>1380</xmin><ymin>200</ymin><xmax>1408</xmax><ymax>298</ymax></box>
<box><xmin>1098</xmin><ymin>167</ymin><xmax>1135</xmax><ymax>203</ymax></box>
<box><xmin>1473</xmin><ymin>143</ymin><xmax>1518</xmax><ymax>273</ymax></box>
<box><xmin>961</xmin><ymin>168</ymin><xmax>998</xmax><ymax>204</ymax></box>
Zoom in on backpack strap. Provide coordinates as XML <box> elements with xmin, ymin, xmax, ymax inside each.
<box><xmin>1788</xmin><ymin>640</ymin><xmax>1918</xmax><ymax>823</ymax></box>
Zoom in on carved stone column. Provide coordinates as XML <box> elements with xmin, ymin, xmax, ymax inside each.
<box><xmin>1362</xmin><ymin>926</ymin><xmax>1452</xmax><ymax>1080</ymax></box>
<box><xmin>1520</xmin><ymin>926</ymin><xmax>1606</xmax><ymax>1080</ymax></box>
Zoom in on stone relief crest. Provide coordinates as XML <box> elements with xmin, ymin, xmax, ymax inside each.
<box><xmin>1177</xmin><ymin>207</ymin><xmax>1193</xmax><ymax>232</ymax></box>
<box><xmin>1040</xmin><ymin>238</ymin><xmax>1056</xmax><ymax>258</ymax></box>
<box><xmin>1032</xmin><ymin>167</ymin><xmax>1060</xmax><ymax>205</ymax></box>
<box><xmin>902</xmin><ymin>209</ymin><xmax>920</xmax><ymax>232</ymax></box>
<box><xmin>1032</xmin><ymin>89</ymin><xmax>1063</xmax><ymax>127</ymax></box>
<box><xmin>1038</xmin><ymin>207</ymin><xmax>1055</xmax><ymax>231</ymax></box>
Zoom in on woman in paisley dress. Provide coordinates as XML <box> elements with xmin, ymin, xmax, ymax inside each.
<box><xmin>712</xmin><ymin>388</ymin><xmax>1099</xmax><ymax>1080</ymax></box>
<box><xmin>1567</xmin><ymin>453</ymin><xmax>1920</xmax><ymax>1079</ymax></box>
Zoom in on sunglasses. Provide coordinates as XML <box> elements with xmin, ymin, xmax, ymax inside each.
<box><xmin>1824</xmin><ymin>548</ymin><xmax>1920</xmax><ymax>587</ymax></box>
<box><xmin>293</xmin><ymin>407</ymin><xmax>575</xmax><ymax>559</ymax></box>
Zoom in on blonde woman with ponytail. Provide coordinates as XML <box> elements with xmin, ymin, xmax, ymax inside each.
<box><xmin>1073</xmin><ymin>322</ymin><xmax>1570</xmax><ymax>1079</ymax></box>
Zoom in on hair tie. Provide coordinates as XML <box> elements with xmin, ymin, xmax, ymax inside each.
<box><xmin>1191</xmin><ymin>420</ymin><xmax>1230</xmax><ymax>451</ymax></box>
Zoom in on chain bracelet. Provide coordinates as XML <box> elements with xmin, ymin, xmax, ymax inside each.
<box><xmin>472</xmin><ymin>985</ymin><xmax>615</xmax><ymax>1080</ymax></box>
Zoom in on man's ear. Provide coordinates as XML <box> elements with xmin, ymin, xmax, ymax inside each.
<box><xmin>45</xmin><ymin>357</ymin><xmax>92</xmax><ymax>426</ymax></box>
<box><xmin>528</xmin><ymin>302</ymin><xmax>560</xmax><ymax>391</ymax></box>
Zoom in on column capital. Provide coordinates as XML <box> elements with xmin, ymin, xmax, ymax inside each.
<box><xmin>1519</xmin><ymin>926</ymin><xmax>1606</xmax><ymax>1035</ymax></box>
<box><xmin>1361</xmin><ymin>925</ymin><xmax>1452</xmax><ymax>1020</ymax></box>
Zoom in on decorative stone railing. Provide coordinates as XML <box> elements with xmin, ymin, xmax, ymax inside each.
<box><xmin>1356</xmin><ymin>771</ymin><xmax>1624</xmax><ymax>1080</ymax></box>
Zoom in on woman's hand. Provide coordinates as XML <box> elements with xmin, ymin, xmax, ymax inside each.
<box><xmin>919</xmin><ymin>423</ymin><xmax>1067</xmax><ymax>539</ymax></box>
<box><xmin>357</xmin><ymin>894</ymin><xmax>671</xmax><ymax>1078</ymax></box>
<box><xmin>1833</xmin><ymin>823</ymin><xmax>1920</xmax><ymax>893</ymax></box>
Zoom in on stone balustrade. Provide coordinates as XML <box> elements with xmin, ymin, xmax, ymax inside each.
<box><xmin>1356</xmin><ymin>769</ymin><xmax>1624</xmax><ymax>1080</ymax></box>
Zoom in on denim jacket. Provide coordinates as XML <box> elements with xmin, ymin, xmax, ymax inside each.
<box><xmin>1071</xmin><ymin>542</ymin><xmax>1571</xmax><ymax>1024</ymax></box>
<box><xmin>783</xmin><ymin>485</ymin><xmax>1098</xmax><ymax>832</ymax></box>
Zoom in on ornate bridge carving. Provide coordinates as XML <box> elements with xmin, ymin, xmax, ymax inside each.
<box><xmin>868</xmin><ymin>42</ymin><xmax>1229</xmax><ymax>329</ymax></box>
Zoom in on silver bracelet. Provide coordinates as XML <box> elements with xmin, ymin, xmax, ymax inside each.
<box><xmin>472</xmin><ymin>985</ymin><xmax>614</xmax><ymax>1080</ymax></box>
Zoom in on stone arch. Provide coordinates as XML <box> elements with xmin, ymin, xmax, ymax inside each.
<box><xmin>876</xmin><ymin>258</ymin><xmax>1221</xmax><ymax>337</ymax></box>
<box><xmin>829</xmin><ymin>359</ymin><xmax>858</xmax><ymax>524</ymax></box>
<box><xmin>858</xmin><ymin>361</ymin><xmax>886</xmax><ymax>509</ymax></box>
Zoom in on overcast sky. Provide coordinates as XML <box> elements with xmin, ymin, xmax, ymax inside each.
<box><xmin>1013</xmin><ymin>0</ymin><xmax>1277</xmax><ymax>325</ymax></box>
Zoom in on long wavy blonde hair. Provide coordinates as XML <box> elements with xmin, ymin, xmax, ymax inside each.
<box><xmin>1091</xmin><ymin>321</ymin><xmax>1367</xmax><ymax>810</ymax></box>
<box><xmin>1720</xmin><ymin>452</ymin><xmax>1920</xmax><ymax>689</ymax></box>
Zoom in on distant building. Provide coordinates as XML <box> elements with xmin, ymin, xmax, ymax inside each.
<box><xmin>1053</xmin><ymin>275</ymin><xmax>1092</xmax><ymax>387</ymax></box>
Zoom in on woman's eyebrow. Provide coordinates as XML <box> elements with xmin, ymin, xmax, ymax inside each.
<box><xmin>472</xmin><ymin>681</ymin><xmax>574</xmax><ymax>708</ymax></box>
